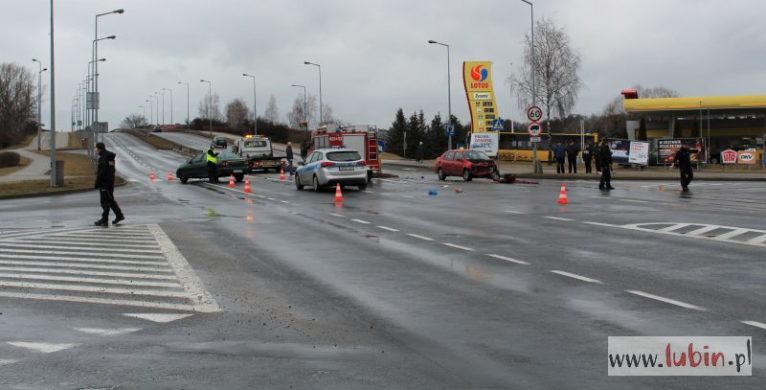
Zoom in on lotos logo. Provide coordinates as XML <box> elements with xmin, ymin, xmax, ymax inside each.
<box><xmin>471</xmin><ymin>65</ymin><xmax>489</xmax><ymax>82</ymax></box>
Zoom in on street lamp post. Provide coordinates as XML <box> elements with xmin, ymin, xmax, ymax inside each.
<box><xmin>303</xmin><ymin>61</ymin><xmax>322</xmax><ymax>125</ymax></box>
<box><xmin>138</xmin><ymin>105</ymin><xmax>145</xmax><ymax>122</ymax></box>
<box><xmin>242</xmin><ymin>73</ymin><xmax>257</xmax><ymax>135</ymax></box>
<box><xmin>519</xmin><ymin>0</ymin><xmax>541</xmax><ymax>174</ymax></box>
<box><xmin>48</xmin><ymin>0</ymin><xmax>57</xmax><ymax>186</ymax></box>
<box><xmin>146</xmin><ymin>99</ymin><xmax>152</xmax><ymax>126</ymax></box>
<box><xmin>428</xmin><ymin>39</ymin><xmax>452</xmax><ymax>150</ymax></box>
<box><xmin>200</xmin><ymin>80</ymin><xmax>212</xmax><ymax>136</ymax></box>
<box><xmin>153</xmin><ymin>92</ymin><xmax>159</xmax><ymax>126</ymax></box>
<box><xmin>178</xmin><ymin>81</ymin><xmax>189</xmax><ymax>128</ymax></box>
<box><xmin>94</xmin><ymin>9</ymin><xmax>123</xmax><ymax>142</ymax></box>
<box><xmin>159</xmin><ymin>89</ymin><xmax>165</xmax><ymax>125</ymax></box>
<box><xmin>291</xmin><ymin>84</ymin><xmax>307</xmax><ymax>139</ymax></box>
<box><xmin>164</xmin><ymin>87</ymin><xmax>173</xmax><ymax>124</ymax></box>
<box><xmin>86</xmin><ymin>57</ymin><xmax>105</xmax><ymax>159</ymax></box>
<box><xmin>32</xmin><ymin>59</ymin><xmax>47</xmax><ymax>151</ymax></box>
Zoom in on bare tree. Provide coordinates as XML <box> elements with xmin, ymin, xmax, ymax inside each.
<box><xmin>120</xmin><ymin>113</ymin><xmax>148</xmax><ymax>129</ymax></box>
<box><xmin>264</xmin><ymin>95</ymin><xmax>280</xmax><ymax>124</ymax></box>
<box><xmin>322</xmin><ymin>104</ymin><xmax>343</xmax><ymax>127</ymax></box>
<box><xmin>511</xmin><ymin>18</ymin><xmax>582</xmax><ymax>127</ymax></box>
<box><xmin>287</xmin><ymin>94</ymin><xmax>319</xmax><ymax>129</ymax></box>
<box><xmin>226</xmin><ymin>98</ymin><xmax>250</xmax><ymax>131</ymax></box>
<box><xmin>0</xmin><ymin>63</ymin><xmax>35</xmax><ymax>148</ymax></box>
<box><xmin>198</xmin><ymin>92</ymin><xmax>223</xmax><ymax>121</ymax></box>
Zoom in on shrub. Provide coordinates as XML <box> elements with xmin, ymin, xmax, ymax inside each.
<box><xmin>0</xmin><ymin>151</ymin><xmax>21</xmax><ymax>168</ymax></box>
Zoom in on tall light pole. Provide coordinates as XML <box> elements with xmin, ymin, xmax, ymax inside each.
<box><xmin>163</xmin><ymin>87</ymin><xmax>173</xmax><ymax>124</ymax></box>
<box><xmin>49</xmin><ymin>0</ymin><xmax>57</xmax><ymax>187</ymax></box>
<box><xmin>159</xmin><ymin>89</ymin><xmax>165</xmax><ymax>125</ymax></box>
<box><xmin>200</xmin><ymin>79</ymin><xmax>212</xmax><ymax>136</ymax></box>
<box><xmin>291</xmin><ymin>84</ymin><xmax>307</xmax><ymax>139</ymax></box>
<box><xmin>146</xmin><ymin>99</ymin><xmax>152</xmax><ymax>125</ymax></box>
<box><xmin>242</xmin><ymin>73</ymin><xmax>257</xmax><ymax>135</ymax></box>
<box><xmin>519</xmin><ymin>0</ymin><xmax>541</xmax><ymax>174</ymax></box>
<box><xmin>138</xmin><ymin>105</ymin><xmax>145</xmax><ymax>123</ymax></box>
<box><xmin>428</xmin><ymin>39</ymin><xmax>452</xmax><ymax>150</ymax></box>
<box><xmin>94</xmin><ymin>8</ymin><xmax>123</xmax><ymax>140</ymax></box>
<box><xmin>303</xmin><ymin>61</ymin><xmax>322</xmax><ymax>125</ymax></box>
<box><xmin>178</xmin><ymin>81</ymin><xmax>189</xmax><ymax>128</ymax></box>
<box><xmin>32</xmin><ymin>59</ymin><xmax>47</xmax><ymax>151</ymax></box>
<box><xmin>153</xmin><ymin>92</ymin><xmax>159</xmax><ymax>126</ymax></box>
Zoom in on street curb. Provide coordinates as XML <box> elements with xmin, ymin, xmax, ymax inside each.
<box><xmin>0</xmin><ymin>177</ymin><xmax>129</xmax><ymax>201</ymax></box>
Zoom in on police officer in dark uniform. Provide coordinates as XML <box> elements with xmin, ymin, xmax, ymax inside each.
<box><xmin>671</xmin><ymin>144</ymin><xmax>693</xmax><ymax>192</ymax></box>
<box><xmin>94</xmin><ymin>142</ymin><xmax>124</xmax><ymax>227</ymax></box>
<box><xmin>598</xmin><ymin>139</ymin><xmax>614</xmax><ymax>190</ymax></box>
<box><xmin>206</xmin><ymin>146</ymin><xmax>219</xmax><ymax>183</ymax></box>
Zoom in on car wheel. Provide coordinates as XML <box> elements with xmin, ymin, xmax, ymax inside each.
<box><xmin>234</xmin><ymin>173</ymin><xmax>244</xmax><ymax>182</ymax></box>
<box><xmin>312</xmin><ymin>175</ymin><xmax>321</xmax><ymax>192</ymax></box>
<box><xmin>358</xmin><ymin>183</ymin><xmax>367</xmax><ymax>191</ymax></box>
<box><xmin>295</xmin><ymin>174</ymin><xmax>304</xmax><ymax>190</ymax></box>
<box><xmin>179</xmin><ymin>176</ymin><xmax>188</xmax><ymax>184</ymax></box>
<box><xmin>463</xmin><ymin>169</ymin><xmax>473</xmax><ymax>182</ymax></box>
<box><xmin>437</xmin><ymin>168</ymin><xmax>446</xmax><ymax>181</ymax></box>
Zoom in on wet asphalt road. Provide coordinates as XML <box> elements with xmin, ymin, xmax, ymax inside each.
<box><xmin>0</xmin><ymin>132</ymin><xmax>764</xmax><ymax>389</ymax></box>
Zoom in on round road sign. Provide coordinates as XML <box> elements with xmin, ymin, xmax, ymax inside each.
<box><xmin>527</xmin><ymin>106</ymin><xmax>543</xmax><ymax>123</ymax></box>
<box><xmin>528</xmin><ymin>123</ymin><xmax>543</xmax><ymax>137</ymax></box>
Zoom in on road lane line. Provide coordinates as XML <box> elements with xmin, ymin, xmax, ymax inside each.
<box><xmin>0</xmin><ymin>281</ymin><xmax>191</xmax><ymax>298</ymax></box>
<box><xmin>742</xmin><ymin>321</ymin><xmax>766</xmax><ymax>330</ymax></box>
<box><xmin>280</xmin><ymin>200</ymin><xmax>290</xmax><ymax>204</ymax></box>
<box><xmin>442</xmin><ymin>243</ymin><xmax>475</xmax><ymax>252</ymax></box>
<box><xmin>747</xmin><ymin>235</ymin><xmax>766</xmax><ymax>245</ymax></box>
<box><xmin>504</xmin><ymin>210</ymin><xmax>525</xmax><ymax>215</ymax></box>
<box><xmin>0</xmin><ymin>260</ymin><xmax>173</xmax><ymax>273</ymax></box>
<box><xmin>626</xmin><ymin>290</ymin><xmax>706</xmax><ymax>311</ymax></box>
<box><xmin>544</xmin><ymin>216</ymin><xmax>574</xmax><ymax>222</ymax></box>
<box><xmin>73</xmin><ymin>327</ymin><xmax>141</xmax><ymax>336</ymax></box>
<box><xmin>7</xmin><ymin>342</ymin><xmax>78</xmax><ymax>354</ymax></box>
<box><xmin>0</xmin><ymin>243</ymin><xmax>163</xmax><ymax>254</ymax></box>
<box><xmin>29</xmin><ymin>240</ymin><xmax>160</xmax><ymax>249</ymax></box>
<box><xmin>0</xmin><ymin>291</ymin><xmax>196</xmax><ymax>311</ymax></box>
<box><xmin>351</xmin><ymin>219</ymin><xmax>371</xmax><ymax>225</ymax></box>
<box><xmin>486</xmin><ymin>254</ymin><xmax>529</xmax><ymax>265</ymax></box>
<box><xmin>377</xmin><ymin>226</ymin><xmax>400</xmax><ymax>232</ymax></box>
<box><xmin>713</xmin><ymin>228</ymin><xmax>750</xmax><ymax>241</ymax></box>
<box><xmin>407</xmin><ymin>234</ymin><xmax>434</xmax><ymax>241</ymax></box>
<box><xmin>0</xmin><ymin>273</ymin><xmax>182</xmax><ymax>289</ymax></box>
<box><xmin>686</xmin><ymin>225</ymin><xmax>721</xmax><ymax>236</ymax></box>
<box><xmin>0</xmin><ymin>266</ymin><xmax>176</xmax><ymax>280</ymax></box>
<box><xmin>550</xmin><ymin>270</ymin><xmax>602</xmax><ymax>284</ymax></box>
<box><xmin>0</xmin><ymin>253</ymin><xmax>167</xmax><ymax>266</ymax></box>
<box><xmin>584</xmin><ymin>221</ymin><xmax>617</xmax><ymax>228</ymax></box>
<box><xmin>0</xmin><ymin>248</ymin><xmax>164</xmax><ymax>260</ymax></box>
<box><xmin>329</xmin><ymin>213</ymin><xmax>345</xmax><ymax>218</ymax></box>
<box><xmin>659</xmin><ymin>223</ymin><xmax>690</xmax><ymax>232</ymax></box>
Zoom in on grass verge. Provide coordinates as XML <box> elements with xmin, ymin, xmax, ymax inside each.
<box><xmin>122</xmin><ymin>129</ymin><xmax>197</xmax><ymax>156</ymax></box>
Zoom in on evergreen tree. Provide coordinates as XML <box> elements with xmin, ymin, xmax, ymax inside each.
<box><xmin>427</xmin><ymin>113</ymin><xmax>446</xmax><ymax>159</ymax></box>
<box><xmin>386</xmin><ymin>108</ymin><xmax>407</xmax><ymax>156</ymax></box>
<box><xmin>406</xmin><ymin>112</ymin><xmax>421</xmax><ymax>158</ymax></box>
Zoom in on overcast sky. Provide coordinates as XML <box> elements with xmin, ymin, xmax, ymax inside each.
<box><xmin>3</xmin><ymin>0</ymin><xmax>765</xmax><ymax>131</ymax></box>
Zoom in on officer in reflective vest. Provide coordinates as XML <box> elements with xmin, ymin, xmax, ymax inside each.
<box><xmin>206</xmin><ymin>147</ymin><xmax>219</xmax><ymax>183</ymax></box>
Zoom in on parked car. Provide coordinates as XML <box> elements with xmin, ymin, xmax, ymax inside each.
<box><xmin>212</xmin><ymin>136</ymin><xmax>228</xmax><ymax>149</ymax></box>
<box><xmin>434</xmin><ymin>149</ymin><xmax>498</xmax><ymax>181</ymax></box>
<box><xmin>176</xmin><ymin>150</ymin><xmax>248</xmax><ymax>184</ymax></box>
<box><xmin>295</xmin><ymin>148</ymin><xmax>368</xmax><ymax>191</ymax></box>
<box><xmin>152</xmin><ymin>126</ymin><xmax>162</xmax><ymax>133</ymax></box>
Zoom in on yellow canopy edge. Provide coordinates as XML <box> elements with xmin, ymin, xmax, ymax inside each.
<box><xmin>623</xmin><ymin>95</ymin><xmax>766</xmax><ymax>112</ymax></box>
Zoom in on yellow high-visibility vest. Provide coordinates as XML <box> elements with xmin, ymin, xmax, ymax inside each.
<box><xmin>206</xmin><ymin>151</ymin><xmax>218</xmax><ymax>164</ymax></box>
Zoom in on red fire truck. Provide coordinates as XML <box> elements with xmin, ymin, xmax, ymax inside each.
<box><xmin>311</xmin><ymin>126</ymin><xmax>381</xmax><ymax>181</ymax></box>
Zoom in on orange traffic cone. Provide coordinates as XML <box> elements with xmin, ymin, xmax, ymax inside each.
<box><xmin>244</xmin><ymin>177</ymin><xmax>251</xmax><ymax>193</ymax></box>
<box><xmin>557</xmin><ymin>183</ymin><xmax>569</xmax><ymax>205</ymax></box>
<box><xmin>334</xmin><ymin>183</ymin><xmax>343</xmax><ymax>203</ymax></box>
<box><xmin>166</xmin><ymin>171</ymin><xmax>174</xmax><ymax>182</ymax></box>
<box><xmin>279</xmin><ymin>168</ymin><xmax>286</xmax><ymax>182</ymax></box>
<box><xmin>228</xmin><ymin>174</ymin><xmax>236</xmax><ymax>188</ymax></box>
<box><xmin>149</xmin><ymin>169</ymin><xmax>156</xmax><ymax>181</ymax></box>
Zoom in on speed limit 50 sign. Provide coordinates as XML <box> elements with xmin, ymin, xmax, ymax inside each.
<box><xmin>527</xmin><ymin>106</ymin><xmax>543</xmax><ymax>123</ymax></box>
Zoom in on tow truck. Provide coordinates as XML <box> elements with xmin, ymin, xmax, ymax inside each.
<box><xmin>310</xmin><ymin>126</ymin><xmax>381</xmax><ymax>182</ymax></box>
<box><xmin>233</xmin><ymin>135</ymin><xmax>284</xmax><ymax>172</ymax></box>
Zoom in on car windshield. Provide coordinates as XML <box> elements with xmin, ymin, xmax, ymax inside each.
<box><xmin>326</xmin><ymin>151</ymin><xmax>361</xmax><ymax>162</ymax></box>
<box><xmin>243</xmin><ymin>140</ymin><xmax>267</xmax><ymax>148</ymax></box>
<box><xmin>217</xmin><ymin>150</ymin><xmax>240</xmax><ymax>160</ymax></box>
<box><xmin>463</xmin><ymin>151</ymin><xmax>490</xmax><ymax>160</ymax></box>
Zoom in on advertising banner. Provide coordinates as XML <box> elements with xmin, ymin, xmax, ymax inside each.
<box><xmin>628</xmin><ymin>141</ymin><xmax>650</xmax><ymax>165</ymax></box>
<box><xmin>721</xmin><ymin>149</ymin><xmax>738</xmax><ymax>164</ymax></box>
<box><xmin>607</xmin><ymin>139</ymin><xmax>631</xmax><ymax>165</ymax></box>
<box><xmin>469</xmin><ymin>133</ymin><xmax>499</xmax><ymax>157</ymax></box>
<box><xmin>463</xmin><ymin>61</ymin><xmax>499</xmax><ymax>134</ymax></box>
<box><xmin>737</xmin><ymin>149</ymin><xmax>757</xmax><ymax>165</ymax></box>
<box><xmin>657</xmin><ymin>138</ymin><xmax>705</xmax><ymax>164</ymax></box>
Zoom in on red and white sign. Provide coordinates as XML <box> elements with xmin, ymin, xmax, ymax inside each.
<box><xmin>526</xmin><ymin>106</ymin><xmax>543</xmax><ymax>123</ymax></box>
<box><xmin>328</xmin><ymin>132</ymin><xmax>343</xmax><ymax>148</ymax></box>
<box><xmin>528</xmin><ymin>123</ymin><xmax>543</xmax><ymax>137</ymax></box>
<box><xmin>737</xmin><ymin>149</ymin><xmax>757</xmax><ymax>165</ymax></box>
<box><xmin>721</xmin><ymin>149</ymin><xmax>738</xmax><ymax>164</ymax></box>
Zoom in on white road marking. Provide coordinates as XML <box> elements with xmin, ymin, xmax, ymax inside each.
<box><xmin>74</xmin><ymin>327</ymin><xmax>141</xmax><ymax>336</ymax></box>
<box><xmin>626</xmin><ymin>290</ymin><xmax>706</xmax><ymax>311</ymax></box>
<box><xmin>7</xmin><ymin>342</ymin><xmax>78</xmax><ymax>354</ymax></box>
<box><xmin>0</xmin><ymin>247</ymin><xmax>164</xmax><ymax>260</ymax></box>
<box><xmin>713</xmin><ymin>228</ymin><xmax>750</xmax><ymax>241</ymax></box>
<box><xmin>504</xmin><ymin>210</ymin><xmax>525</xmax><ymax>215</ymax></box>
<box><xmin>544</xmin><ymin>216</ymin><xmax>574</xmax><ymax>222</ymax></box>
<box><xmin>0</xmin><ymin>281</ymin><xmax>191</xmax><ymax>298</ymax></box>
<box><xmin>148</xmin><ymin>224</ymin><xmax>220</xmax><ymax>313</ymax></box>
<box><xmin>583</xmin><ymin>221</ymin><xmax>617</xmax><ymax>228</ymax></box>
<box><xmin>267</xmin><ymin>197</ymin><xmax>277</xmax><ymax>201</ymax></box>
<box><xmin>0</xmin><ymin>266</ymin><xmax>176</xmax><ymax>280</ymax></box>
<box><xmin>123</xmin><ymin>313</ymin><xmax>193</xmax><ymax>323</ymax></box>
<box><xmin>659</xmin><ymin>223</ymin><xmax>691</xmax><ymax>232</ymax></box>
<box><xmin>351</xmin><ymin>219</ymin><xmax>371</xmax><ymax>225</ymax></box>
<box><xmin>0</xmin><ymin>242</ymin><xmax>163</xmax><ymax>254</ymax></box>
<box><xmin>280</xmin><ymin>200</ymin><xmax>290</xmax><ymax>204</ymax></box>
<box><xmin>742</xmin><ymin>321</ymin><xmax>766</xmax><ymax>330</ymax></box>
<box><xmin>550</xmin><ymin>270</ymin><xmax>602</xmax><ymax>284</ymax></box>
<box><xmin>377</xmin><ymin>226</ymin><xmax>400</xmax><ymax>232</ymax></box>
<box><xmin>0</xmin><ymin>291</ymin><xmax>196</xmax><ymax>311</ymax></box>
<box><xmin>747</xmin><ymin>235</ymin><xmax>766</xmax><ymax>245</ymax></box>
<box><xmin>407</xmin><ymin>234</ymin><xmax>434</xmax><ymax>241</ymax></box>
<box><xmin>442</xmin><ymin>243</ymin><xmax>475</xmax><ymax>251</ymax></box>
<box><xmin>29</xmin><ymin>239</ymin><xmax>160</xmax><ymax>249</ymax></box>
<box><xmin>621</xmin><ymin>199</ymin><xmax>649</xmax><ymax>204</ymax></box>
<box><xmin>0</xmin><ymin>359</ymin><xmax>18</xmax><ymax>366</ymax></box>
<box><xmin>0</xmin><ymin>259</ymin><xmax>173</xmax><ymax>273</ymax></box>
<box><xmin>0</xmin><ymin>253</ymin><xmax>167</xmax><ymax>266</ymax></box>
<box><xmin>620</xmin><ymin>223</ymin><xmax>766</xmax><ymax>248</ymax></box>
<box><xmin>486</xmin><ymin>254</ymin><xmax>529</xmax><ymax>265</ymax></box>
<box><xmin>0</xmin><ymin>273</ymin><xmax>182</xmax><ymax>288</ymax></box>
<box><xmin>686</xmin><ymin>225</ymin><xmax>721</xmax><ymax>236</ymax></box>
<box><xmin>329</xmin><ymin>213</ymin><xmax>345</xmax><ymax>218</ymax></box>
<box><xmin>364</xmin><ymin>190</ymin><xmax>376</xmax><ymax>193</ymax></box>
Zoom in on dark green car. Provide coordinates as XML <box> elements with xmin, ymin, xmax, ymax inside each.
<box><xmin>176</xmin><ymin>150</ymin><xmax>249</xmax><ymax>184</ymax></box>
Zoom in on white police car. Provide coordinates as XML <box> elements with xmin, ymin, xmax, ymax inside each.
<box><xmin>295</xmin><ymin>148</ymin><xmax>368</xmax><ymax>191</ymax></box>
